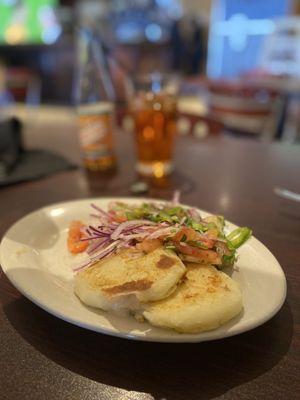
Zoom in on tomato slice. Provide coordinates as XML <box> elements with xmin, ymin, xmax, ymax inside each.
<box><xmin>172</xmin><ymin>227</ymin><xmax>215</xmax><ymax>249</ymax></box>
<box><xmin>173</xmin><ymin>242</ymin><xmax>221</xmax><ymax>265</ymax></box>
<box><xmin>67</xmin><ymin>220</ymin><xmax>89</xmax><ymax>254</ymax></box>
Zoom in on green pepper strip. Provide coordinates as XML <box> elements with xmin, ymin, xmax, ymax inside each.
<box><xmin>227</xmin><ymin>227</ymin><xmax>252</xmax><ymax>249</ymax></box>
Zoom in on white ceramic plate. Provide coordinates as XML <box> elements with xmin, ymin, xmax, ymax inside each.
<box><xmin>0</xmin><ymin>198</ymin><xmax>286</xmax><ymax>343</ymax></box>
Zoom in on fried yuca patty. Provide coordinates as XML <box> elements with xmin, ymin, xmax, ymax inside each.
<box><xmin>74</xmin><ymin>247</ymin><xmax>186</xmax><ymax>311</ymax></box>
<box><xmin>142</xmin><ymin>263</ymin><xmax>242</xmax><ymax>333</ymax></box>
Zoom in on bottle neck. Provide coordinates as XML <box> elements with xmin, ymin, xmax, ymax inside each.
<box><xmin>74</xmin><ymin>26</ymin><xmax>116</xmax><ymax>105</ymax></box>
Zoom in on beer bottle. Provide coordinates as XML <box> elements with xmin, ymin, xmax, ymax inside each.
<box><xmin>75</xmin><ymin>28</ymin><xmax>117</xmax><ymax>171</ymax></box>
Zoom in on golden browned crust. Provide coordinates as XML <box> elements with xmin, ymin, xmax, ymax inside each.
<box><xmin>156</xmin><ymin>255</ymin><xmax>176</xmax><ymax>269</ymax></box>
<box><xmin>103</xmin><ymin>279</ymin><xmax>153</xmax><ymax>295</ymax></box>
<box><xmin>208</xmin><ymin>273</ymin><xmax>222</xmax><ymax>286</ymax></box>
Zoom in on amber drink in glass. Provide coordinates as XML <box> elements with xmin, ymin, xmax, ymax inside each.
<box><xmin>130</xmin><ymin>74</ymin><xmax>178</xmax><ymax>177</ymax></box>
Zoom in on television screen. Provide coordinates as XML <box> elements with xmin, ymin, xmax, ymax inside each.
<box><xmin>0</xmin><ymin>0</ymin><xmax>61</xmax><ymax>45</ymax></box>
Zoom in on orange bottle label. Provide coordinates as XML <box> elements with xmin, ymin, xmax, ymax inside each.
<box><xmin>79</xmin><ymin>113</ymin><xmax>115</xmax><ymax>160</ymax></box>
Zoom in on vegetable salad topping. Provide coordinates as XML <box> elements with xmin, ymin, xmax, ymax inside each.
<box><xmin>68</xmin><ymin>200</ymin><xmax>252</xmax><ymax>272</ymax></box>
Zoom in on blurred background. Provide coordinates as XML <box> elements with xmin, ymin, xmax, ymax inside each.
<box><xmin>1</xmin><ymin>0</ymin><xmax>300</xmax><ymax>143</ymax></box>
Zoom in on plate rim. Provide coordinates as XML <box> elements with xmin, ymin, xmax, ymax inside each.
<box><xmin>0</xmin><ymin>197</ymin><xmax>287</xmax><ymax>343</ymax></box>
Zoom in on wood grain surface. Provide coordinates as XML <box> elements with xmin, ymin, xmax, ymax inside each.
<box><xmin>0</xmin><ymin>116</ymin><xmax>299</xmax><ymax>400</ymax></box>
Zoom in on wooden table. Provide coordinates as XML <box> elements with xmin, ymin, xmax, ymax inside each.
<box><xmin>1</xmin><ymin>116</ymin><xmax>300</xmax><ymax>400</ymax></box>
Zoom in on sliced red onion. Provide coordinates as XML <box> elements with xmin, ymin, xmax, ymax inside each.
<box><xmin>90</xmin><ymin>213</ymin><xmax>99</xmax><ymax>218</ymax></box>
<box><xmin>73</xmin><ymin>258</ymin><xmax>93</xmax><ymax>272</ymax></box>
<box><xmin>80</xmin><ymin>236</ymin><xmax>100</xmax><ymax>242</ymax></box>
<box><xmin>91</xmin><ymin>203</ymin><xmax>113</xmax><ymax>221</ymax></box>
<box><xmin>111</xmin><ymin>220</ymin><xmax>155</xmax><ymax>240</ymax></box>
<box><xmin>121</xmin><ymin>224</ymin><xmax>156</xmax><ymax>234</ymax></box>
<box><xmin>85</xmin><ymin>228</ymin><xmax>92</xmax><ymax>236</ymax></box>
<box><xmin>160</xmin><ymin>222</ymin><xmax>171</xmax><ymax>227</ymax></box>
<box><xmin>147</xmin><ymin>226</ymin><xmax>178</xmax><ymax>240</ymax></box>
<box><xmin>95</xmin><ymin>225</ymin><xmax>116</xmax><ymax>232</ymax></box>
<box><xmin>188</xmin><ymin>208</ymin><xmax>202</xmax><ymax>222</ymax></box>
<box><xmin>172</xmin><ymin>190</ymin><xmax>181</xmax><ymax>205</ymax></box>
<box><xmin>131</xmin><ymin>225</ymin><xmax>156</xmax><ymax>233</ymax></box>
<box><xmin>73</xmin><ymin>245</ymin><xmax>117</xmax><ymax>272</ymax></box>
<box><xmin>121</xmin><ymin>240</ymin><xmax>137</xmax><ymax>249</ymax></box>
<box><xmin>180</xmin><ymin>216</ymin><xmax>187</xmax><ymax>225</ymax></box>
<box><xmin>119</xmin><ymin>232</ymin><xmax>149</xmax><ymax>240</ymax></box>
<box><xmin>87</xmin><ymin>237</ymin><xmax>111</xmax><ymax>255</ymax></box>
<box><xmin>94</xmin><ymin>246</ymin><xmax>116</xmax><ymax>261</ymax></box>
<box><xmin>122</xmin><ymin>223</ymin><xmax>152</xmax><ymax>234</ymax></box>
<box><xmin>90</xmin><ymin>240</ymin><xmax>121</xmax><ymax>261</ymax></box>
<box><xmin>88</xmin><ymin>225</ymin><xmax>111</xmax><ymax>237</ymax></box>
<box><xmin>73</xmin><ymin>240</ymin><xmax>119</xmax><ymax>273</ymax></box>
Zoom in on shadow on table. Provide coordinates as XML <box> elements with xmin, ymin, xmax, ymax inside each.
<box><xmin>84</xmin><ymin>167</ymin><xmax>196</xmax><ymax>199</ymax></box>
<box><xmin>4</xmin><ymin>294</ymin><xmax>293</xmax><ymax>400</ymax></box>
